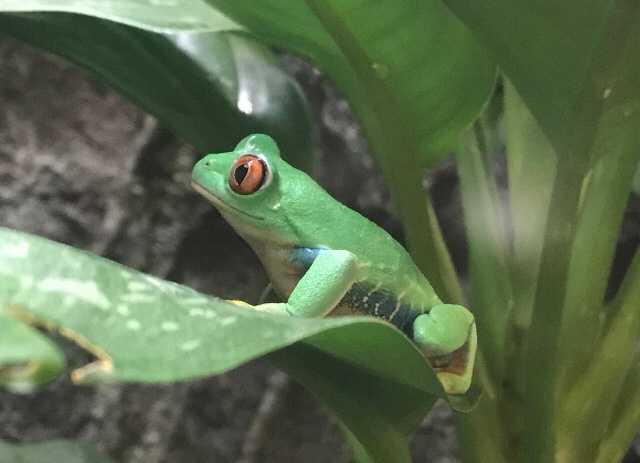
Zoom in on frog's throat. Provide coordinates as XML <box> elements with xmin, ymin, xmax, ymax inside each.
<box><xmin>191</xmin><ymin>180</ymin><xmax>264</xmax><ymax>221</ymax></box>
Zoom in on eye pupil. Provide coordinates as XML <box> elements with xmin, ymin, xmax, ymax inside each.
<box><xmin>234</xmin><ymin>163</ymin><xmax>249</xmax><ymax>184</ymax></box>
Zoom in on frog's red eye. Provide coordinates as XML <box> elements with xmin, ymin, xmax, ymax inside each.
<box><xmin>229</xmin><ymin>154</ymin><xmax>267</xmax><ymax>194</ymax></box>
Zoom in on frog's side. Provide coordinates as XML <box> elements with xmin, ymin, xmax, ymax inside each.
<box><xmin>191</xmin><ymin>134</ymin><xmax>476</xmax><ymax>394</ymax></box>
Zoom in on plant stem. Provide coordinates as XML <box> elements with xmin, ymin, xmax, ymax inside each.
<box><xmin>557</xmin><ymin>97</ymin><xmax>640</xmax><ymax>393</ymax></box>
<box><xmin>456</xmin><ymin>359</ymin><xmax>511</xmax><ymax>463</ymax></box>
<box><xmin>556</xmin><ymin>249</ymin><xmax>640</xmax><ymax>460</ymax></box>
<box><xmin>503</xmin><ymin>79</ymin><xmax>556</xmax><ymax>346</ymax></box>
<box><xmin>595</xmin><ymin>364</ymin><xmax>640</xmax><ymax>463</ymax></box>
<box><xmin>304</xmin><ymin>0</ymin><xmax>464</xmax><ymax>304</ymax></box>
<box><xmin>456</xmin><ymin>122</ymin><xmax>512</xmax><ymax>382</ymax></box>
<box><xmin>520</xmin><ymin>162</ymin><xmax>585</xmax><ymax>461</ymax></box>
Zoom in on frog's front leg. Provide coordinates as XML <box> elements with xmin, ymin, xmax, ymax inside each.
<box><xmin>413</xmin><ymin>304</ymin><xmax>477</xmax><ymax>394</ymax></box>
<box><xmin>255</xmin><ymin>249</ymin><xmax>358</xmax><ymax>317</ymax></box>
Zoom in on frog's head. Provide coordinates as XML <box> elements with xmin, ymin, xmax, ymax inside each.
<box><xmin>191</xmin><ymin>134</ymin><xmax>308</xmax><ymax>241</ymax></box>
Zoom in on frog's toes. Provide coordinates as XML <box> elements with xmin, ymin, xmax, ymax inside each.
<box><xmin>225</xmin><ymin>300</ymin><xmax>290</xmax><ymax>316</ymax></box>
<box><xmin>413</xmin><ymin>304</ymin><xmax>473</xmax><ymax>355</ymax></box>
<box><xmin>253</xmin><ymin>302</ymin><xmax>291</xmax><ymax>316</ymax></box>
<box><xmin>413</xmin><ymin>304</ymin><xmax>477</xmax><ymax>395</ymax></box>
<box><xmin>226</xmin><ymin>299</ymin><xmax>252</xmax><ymax>307</ymax></box>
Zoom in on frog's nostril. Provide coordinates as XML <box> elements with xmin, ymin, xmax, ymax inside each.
<box><xmin>204</xmin><ymin>160</ymin><xmax>211</xmax><ymax>167</ymax></box>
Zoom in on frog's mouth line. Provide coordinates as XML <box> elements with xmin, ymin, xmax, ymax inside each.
<box><xmin>191</xmin><ymin>180</ymin><xmax>264</xmax><ymax>221</ymax></box>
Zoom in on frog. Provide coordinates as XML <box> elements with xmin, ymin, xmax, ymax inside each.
<box><xmin>191</xmin><ymin>134</ymin><xmax>477</xmax><ymax>395</ymax></box>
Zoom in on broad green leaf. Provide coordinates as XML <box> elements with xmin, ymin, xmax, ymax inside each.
<box><xmin>444</xmin><ymin>0</ymin><xmax>640</xmax><ymax>161</ymax></box>
<box><xmin>0</xmin><ymin>0</ymin><xmax>238</xmax><ymax>32</ymax></box>
<box><xmin>0</xmin><ymin>439</ymin><xmax>114</xmax><ymax>463</ymax></box>
<box><xmin>0</xmin><ymin>312</ymin><xmax>64</xmax><ymax>393</ymax></box>
<box><xmin>0</xmin><ymin>227</ymin><xmax>474</xmax><ymax>462</ymax></box>
<box><xmin>205</xmin><ymin>0</ymin><xmax>496</xmax><ymax>160</ymax></box>
<box><xmin>0</xmin><ymin>13</ymin><xmax>312</xmax><ymax>171</ymax></box>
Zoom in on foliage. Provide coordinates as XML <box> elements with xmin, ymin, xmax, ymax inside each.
<box><xmin>1</xmin><ymin>1</ymin><xmax>639</xmax><ymax>462</ymax></box>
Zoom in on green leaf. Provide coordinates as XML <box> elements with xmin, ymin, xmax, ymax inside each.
<box><xmin>0</xmin><ymin>227</ymin><xmax>473</xmax><ymax>462</ymax></box>
<box><xmin>0</xmin><ymin>13</ymin><xmax>312</xmax><ymax>171</ymax></box>
<box><xmin>0</xmin><ymin>440</ymin><xmax>114</xmax><ymax>463</ymax></box>
<box><xmin>0</xmin><ymin>312</ymin><xmax>64</xmax><ymax>393</ymax></box>
<box><xmin>444</xmin><ymin>0</ymin><xmax>640</xmax><ymax>161</ymax></box>
<box><xmin>0</xmin><ymin>0</ymin><xmax>238</xmax><ymax>32</ymax></box>
<box><xmin>205</xmin><ymin>0</ymin><xmax>496</xmax><ymax>160</ymax></box>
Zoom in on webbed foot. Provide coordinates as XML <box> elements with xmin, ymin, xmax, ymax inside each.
<box><xmin>226</xmin><ymin>300</ymin><xmax>289</xmax><ymax>315</ymax></box>
<box><xmin>413</xmin><ymin>304</ymin><xmax>477</xmax><ymax>394</ymax></box>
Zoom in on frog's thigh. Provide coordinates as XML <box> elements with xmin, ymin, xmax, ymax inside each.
<box><xmin>285</xmin><ymin>249</ymin><xmax>358</xmax><ymax>318</ymax></box>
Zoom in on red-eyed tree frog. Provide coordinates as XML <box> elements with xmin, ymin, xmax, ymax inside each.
<box><xmin>191</xmin><ymin>134</ymin><xmax>477</xmax><ymax>395</ymax></box>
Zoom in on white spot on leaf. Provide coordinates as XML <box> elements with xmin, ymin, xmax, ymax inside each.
<box><xmin>220</xmin><ymin>317</ymin><xmax>236</xmax><ymax>326</ymax></box>
<box><xmin>116</xmin><ymin>305</ymin><xmax>130</xmax><ymax>316</ymax></box>
<box><xmin>181</xmin><ymin>296</ymin><xmax>208</xmax><ymax>305</ymax></box>
<box><xmin>127</xmin><ymin>281</ymin><xmax>148</xmax><ymax>292</ymax></box>
<box><xmin>161</xmin><ymin>321</ymin><xmax>179</xmax><ymax>332</ymax></box>
<box><xmin>19</xmin><ymin>275</ymin><xmax>34</xmax><ymax>289</ymax></box>
<box><xmin>126</xmin><ymin>319</ymin><xmax>141</xmax><ymax>331</ymax></box>
<box><xmin>122</xmin><ymin>293</ymin><xmax>154</xmax><ymax>303</ymax></box>
<box><xmin>1</xmin><ymin>240</ymin><xmax>29</xmax><ymax>258</ymax></box>
<box><xmin>39</xmin><ymin>278</ymin><xmax>110</xmax><ymax>310</ymax></box>
<box><xmin>180</xmin><ymin>339</ymin><xmax>201</xmax><ymax>351</ymax></box>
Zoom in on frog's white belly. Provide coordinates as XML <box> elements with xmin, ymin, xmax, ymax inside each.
<box><xmin>252</xmin><ymin>242</ymin><xmax>302</xmax><ymax>298</ymax></box>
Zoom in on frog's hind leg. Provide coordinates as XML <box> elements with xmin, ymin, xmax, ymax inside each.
<box><xmin>412</xmin><ymin>304</ymin><xmax>477</xmax><ymax>395</ymax></box>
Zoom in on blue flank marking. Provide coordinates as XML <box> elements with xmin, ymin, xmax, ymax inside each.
<box><xmin>290</xmin><ymin>246</ymin><xmax>322</xmax><ymax>270</ymax></box>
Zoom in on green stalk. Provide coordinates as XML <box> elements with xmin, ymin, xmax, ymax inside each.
<box><xmin>456</xmin><ymin>354</ymin><xmax>511</xmax><ymax>463</ymax></box>
<box><xmin>456</xmin><ymin>121</ymin><xmax>513</xmax><ymax>382</ymax></box>
<box><xmin>304</xmin><ymin>0</ymin><xmax>463</xmax><ymax>304</ymax></box>
<box><xmin>455</xmin><ymin>96</ymin><xmax>514</xmax><ymax>459</ymax></box>
<box><xmin>557</xmin><ymin>100</ymin><xmax>640</xmax><ymax>394</ymax></box>
<box><xmin>501</xmin><ymin>81</ymin><xmax>557</xmax><ymax>453</ymax></box>
<box><xmin>516</xmin><ymin>13</ymin><xmax>637</xmax><ymax>453</ymax></box>
<box><xmin>557</xmin><ymin>248</ymin><xmax>640</xmax><ymax>461</ymax></box>
<box><xmin>503</xmin><ymin>80</ymin><xmax>556</xmax><ymax>333</ymax></box>
<box><xmin>520</xmin><ymin>162</ymin><xmax>586</xmax><ymax>462</ymax></box>
<box><xmin>519</xmin><ymin>84</ymin><xmax>602</xmax><ymax>458</ymax></box>
<box><xmin>509</xmin><ymin>7</ymin><xmax>640</xmax><ymax>458</ymax></box>
<box><xmin>595</xmin><ymin>362</ymin><xmax>640</xmax><ymax>463</ymax></box>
